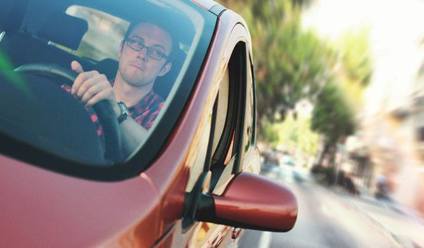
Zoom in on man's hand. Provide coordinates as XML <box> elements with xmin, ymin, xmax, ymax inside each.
<box><xmin>71</xmin><ymin>60</ymin><xmax>116</xmax><ymax>107</ymax></box>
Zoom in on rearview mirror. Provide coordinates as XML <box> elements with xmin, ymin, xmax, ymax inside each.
<box><xmin>197</xmin><ymin>172</ymin><xmax>297</xmax><ymax>232</ymax></box>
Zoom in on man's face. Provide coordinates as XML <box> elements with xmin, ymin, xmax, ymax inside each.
<box><xmin>118</xmin><ymin>23</ymin><xmax>172</xmax><ymax>87</ymax></box>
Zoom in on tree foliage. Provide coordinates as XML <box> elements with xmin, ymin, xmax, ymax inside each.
<box><xmin>219</xmin><ymin>0</ymin><xmax>371</xmax><ymax>147</ymax></box>
<box><xmin>337</xmin><ymin>29</ymin><xmax>373</xmax><ymax>87</ymax></box>
<box><xmin>220</xmin><ymin>0</ymin><xmax>336</xmax><ymax>125</ymax></box>
<box><xmin>311</xmin><ymin>82</ymin><xmax>356</xmax><ymax>166</ymax></box>
<box><xmin>332</xmin><ymin>29</ymin><xmax>373</xmax><ymax>113</ymax></box>
<box><xmin>263</xmin><ymin>113</ymin><xmax>319</xmax><ymax>156</ymax></box>
<box><xmin>311</xmin><ymin>82</ymin><xmax>355</xmax><ymax>145</ymax></box>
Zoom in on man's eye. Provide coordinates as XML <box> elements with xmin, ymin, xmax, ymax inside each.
<box><xmin>129</xmin><ymin>38</ymin><xmax>143</xmax><ymax>45</ymax></box>
<box><xmin>135</xmin><ymin>41</ymin><xmax>145</xmax><ymax>47</ymax></box>
<box><xmin>151</xmin><ymin>49</ymin><xmax>164</xmax><ymax>57</ymax></box>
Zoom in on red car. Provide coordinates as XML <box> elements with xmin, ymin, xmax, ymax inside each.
<box><xmin>0</xmin><ymin>0</ymin><xmax>297</xmax><ymax>247</ymax></box>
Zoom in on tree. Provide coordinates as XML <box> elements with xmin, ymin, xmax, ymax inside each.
<box><xmin>311</xmin><ymin>82</ymin><xmax>356</xmax><ymax>165</ymax></box>
<box><xmin>337</xmin><ymin>29</ymin><xmax>373</xmax><ymax>87</ymax></box>
<box><xmin>220</xmin><ymin>0</ymin><xmax>336</xmax><ymax>132</ymax></box>
<box><xmin>262</xmin><ymin>112</ymin><xmax>320</xmax><ymax>156</ymax></box>
<box><xmin>219</xmin><ymin>0</ymin><xmax>370</xmax><ymax>148</ymax></box>
<box><xmin>309</xmin><ymin>30</ymin><xmax>371</xmax><ymax>166</ymax></box>
<box><xmin>327</xmin><ymin>29</ymin><xmax>373</xmax><ymax>114</ymax></box>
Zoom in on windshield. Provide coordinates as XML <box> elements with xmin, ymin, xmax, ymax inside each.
<box><xmin>0</xmin><ymin>0</ymin><xmax>212</xmax><ymax>171</ymax></box>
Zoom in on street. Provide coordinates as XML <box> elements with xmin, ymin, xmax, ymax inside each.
<box><xmin>239</xmin><ymin>165</ymin><xmax>424</xmax><ymax>248</ymax></box>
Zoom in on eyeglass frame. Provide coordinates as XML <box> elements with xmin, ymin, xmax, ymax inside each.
<box><xmin>124</xmin><ymin>37</ymin><xmax>170</xmax><ymax>61</ymax></box>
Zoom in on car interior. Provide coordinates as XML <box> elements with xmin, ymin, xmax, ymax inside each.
<box><xmin>0</xmin><ymin>0</ymin><xmax>188</xmax><ymax>165</ymax></box>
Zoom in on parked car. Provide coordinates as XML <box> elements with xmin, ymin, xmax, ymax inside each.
<box><xmin>281</xmin><ymin>153</ymin><xmax>296</xmax><ymax>167</ymax></box>
<box><xmin>0</xmin><ymin>0</ymin><xmax>297</xmax><ymax>247</ymax></box>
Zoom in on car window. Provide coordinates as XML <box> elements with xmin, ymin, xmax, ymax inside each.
<box><xmin>211</xmin><ymin>69</ymin><xmax>230</xmax><ymax>155</ymax></box>
<box><xmin>244</xmin><ymin>53</ymin><xmax>256</xmax><ymax>150</ymax></box>
<box><xmin>0</xmin><ymin>0</ymin><xmax>213</xmax><ymax>175</ymax></box>
<box><xmin>66</xmin><ymin>6</ymin><xmax>129</xmax><ymax>61</ymax></box>
<box><xmin>209</xmin><ymin>42</ymin><xmax>248</xmax><ymax>192</ymax></box>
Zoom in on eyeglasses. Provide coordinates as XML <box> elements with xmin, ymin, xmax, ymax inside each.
<box><xmin>125</xmin><ymin>37</ymin><xmax>169</xmax><ymax>61</ymax></box>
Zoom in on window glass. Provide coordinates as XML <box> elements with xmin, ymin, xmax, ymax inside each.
<box><xmin>0</xmin><ymin>0</ymin><xmax>208</xmax><ymax>169</ymax></box>
<box><xmin>211</xmin><ymin>69</ymin><xmax>230</xmax><ymax>155</ymax></box>
<box><xmin>245</xmin><ymin>55</ymin><xmax>256</xmax><ymax>148</ymax></box>
<box><xmin>66</xmin><ymin>6</ymin><xmax>129</xmax><ymax>61</ymax></box>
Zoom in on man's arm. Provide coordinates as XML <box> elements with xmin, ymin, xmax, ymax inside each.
<box><xmin>71</xmin><ymin>60</ymin><xmax>148</xmax><ymax>158</ymax></box>
<box><xmin>110</xmin><ymin>103</ymin><xmax>148</xmax><ymax>157</ymax></box>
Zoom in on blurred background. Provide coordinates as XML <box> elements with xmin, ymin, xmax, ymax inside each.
<box><xmin>219</xmin><ymin>0</ymin><xmax>424</xmax><ymax>247</ymax></box>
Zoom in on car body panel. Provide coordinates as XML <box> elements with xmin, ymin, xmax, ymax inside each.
<box><xmin>145</xmin><ymin>7</ymin><xmax>256</xmax><ymax>247</ymax></box>
<box><xmin>0</xmin><ymin>1</ymin><xmax>297</xmax><ymax>247</ymax></box>
<box><xmin>0</xmin><ymin>155</ymin><xmax>161</xmax><ymax>247</ymax></box>
<box><xmin>0</xmin><ymin>5</ymin><xmax>249</xmax><ymax>248</ymax></box>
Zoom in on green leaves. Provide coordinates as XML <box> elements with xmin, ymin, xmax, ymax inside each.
<box><xmin>226</xmin><ymin>0</ymin><xmax>335</xmax><ymax>123</ymax></box>
<box><xmin>337</xmin><ymin>29</ymin><xmax>373</xmax><ymax>86</ymax></box>
<box><xmin>219</xmin><ymin>0</ymin><xmax>370</xmax><ymax>145</ymax></box>
<box><xmin>311</xmin><ymin>82</ymin><xmax>355</xmax><ymax>145</ymax></box>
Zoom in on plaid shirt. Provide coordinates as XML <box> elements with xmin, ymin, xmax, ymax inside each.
<box><xmin>61</xmin><ymin>85</ymin><xmax>164</xmax><ymax>136</ymax></box>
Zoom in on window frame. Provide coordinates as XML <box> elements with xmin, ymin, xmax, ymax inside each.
<box><xmin>181</xmin><ymin>41</ymin><xmax>250</xmax><ymax>233</ymax></box>
<box><xmin>208</xmin><ymin>42</ymin><xmax>248</xmax><ymax>192</ymax></box>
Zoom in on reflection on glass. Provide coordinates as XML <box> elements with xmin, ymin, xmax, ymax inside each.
<box><xmin>0</xmin><ymin>0</ymin><xmax>204</xmax><ymax>166</ymax></box>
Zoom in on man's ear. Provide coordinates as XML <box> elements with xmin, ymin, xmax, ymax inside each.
<box><xmin>158</xmin><ymin>61</ymin><xmax>172</xmax><ymax>77</ymax></box>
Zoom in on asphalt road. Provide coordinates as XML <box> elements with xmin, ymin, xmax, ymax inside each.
<box><xmin>239</xmin><ymin>166</ymin><xmax>424</xmax><ymax>248</ymax></box>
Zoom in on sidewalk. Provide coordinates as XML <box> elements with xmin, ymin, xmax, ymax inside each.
<box><xmin>332</xmin><ymin>186</ymin><xmax>424</xmax><ymax>248</ymax></box>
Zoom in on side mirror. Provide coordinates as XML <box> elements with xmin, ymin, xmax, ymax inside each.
<box><xmin>197</xmin><ymin>172</ymin><xmax>297</xmax><ymax>232</ymax></box>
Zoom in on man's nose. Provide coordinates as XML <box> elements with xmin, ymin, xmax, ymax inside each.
<box><xmin>136</xmin><ymin>47</ymin><xmax>148</xmax><ymax>59</ymax></box>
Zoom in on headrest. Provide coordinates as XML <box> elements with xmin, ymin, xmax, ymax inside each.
<box><xmin>0</xmin><ymin>0</ymin><xmax>28</xmax><ymax>33</ymax></box>
<box><xmin>38</xmin><ymin>12</ymin><xmax>88</xmax><ymax>50</ymax></box>
<box><xmin>154</xmin><ymin>48</ymin><xmax>186</xmax><ymax>99</ymax></box>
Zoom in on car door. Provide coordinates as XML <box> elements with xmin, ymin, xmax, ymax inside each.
<box><xmin>184</xmin><ymin>23</ymin><xmax>257</xmax><ymax>247</ymax></box>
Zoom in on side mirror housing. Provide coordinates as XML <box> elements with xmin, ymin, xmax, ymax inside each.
<box><xmin>197</xmin><ymin>172</ymin><xmax>297</xmax><ymax>232</ymax></box>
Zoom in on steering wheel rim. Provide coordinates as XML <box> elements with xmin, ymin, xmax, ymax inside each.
<box><xmin>14</xmin><ymin>63</ymin><xmax>123</xmax><ymax>163</ymax></box>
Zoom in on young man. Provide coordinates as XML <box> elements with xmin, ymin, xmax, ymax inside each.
<box><xmin>70</xmin><ymin>21</ymin><xmax>174</xmax><ymax>157</ymax></box>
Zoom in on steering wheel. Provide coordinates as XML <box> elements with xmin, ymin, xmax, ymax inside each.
<box><xmin>14</xmin><ymin>63</ymin><xmax>123</xmax><ymax>163</ymax></box>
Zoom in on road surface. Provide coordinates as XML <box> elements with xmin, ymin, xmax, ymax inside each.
<box><xmin>239</xmin><ymin>166</ymin><xmax>424</xmax><ymax>248</ymax></box>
